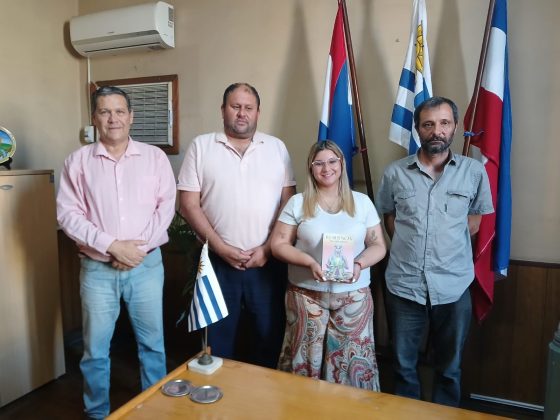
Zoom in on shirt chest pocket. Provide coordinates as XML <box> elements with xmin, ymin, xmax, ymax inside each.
<box><xmin>395</xmin><ymin>189</ymin><xmax>417</xmax><ymax>217</ymax></box>
<box><xmin>445</xmin><ymin>190</ymin><xmax>471</xmax><ymax>217</ymax></box>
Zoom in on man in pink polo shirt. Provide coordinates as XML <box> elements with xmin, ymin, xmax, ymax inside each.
<box><xmin>178</xmin><ymin>83</ymin><xmax>296</xmax><ymax>368</ymax></box>
<box><xmin>57</xmin><ymin>86</ymin><xmax>176</xmax><ymax>419</ymax></box>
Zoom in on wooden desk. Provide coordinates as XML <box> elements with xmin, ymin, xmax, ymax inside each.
<box><xmin>108</xmin><ymin>356</ymin><xmax>507</xmax><ymax>419</ymax></box>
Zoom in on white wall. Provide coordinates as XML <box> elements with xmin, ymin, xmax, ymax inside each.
<box><xmin>1</xmin><ymin>0</ymin><xmax>558</xmax><ymax>263</ymax></box>
<box><xmin>0</xmin><ymin>0</ymin><xmax>82</xmax><ymax>178</ymax></box>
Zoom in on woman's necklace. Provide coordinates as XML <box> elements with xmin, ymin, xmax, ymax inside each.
<box><xmin>319</xmin><ymin>194</ymin><xmax>341</xmax><ymax>214</ymax></box>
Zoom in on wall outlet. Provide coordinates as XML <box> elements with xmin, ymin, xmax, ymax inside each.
<box><xmin>83</xmin><ymin>125</ymin><xmax>95</xmax><ymax>143</ymax></box>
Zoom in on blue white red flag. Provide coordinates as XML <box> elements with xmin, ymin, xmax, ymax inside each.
<box><xmin>187</xmin><ymin>242</ymin><xmax>228</xmax><ymax>332</ymax></box>
<box><xmin>464</xmin><ymin>0</ymin><xmax>512</xmax><ymax>322</ymax></box>
<box><xmin>319</xmin><ymin>2</ymin><xmax>356</xmax><ymax>184</ymax></box>
<box><xmin>389</xmin><ymin>0</ymin><xmax>432</xmax><ymax>155</ymax></box>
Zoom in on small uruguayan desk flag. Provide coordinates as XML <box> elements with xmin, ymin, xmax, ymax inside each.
<box><xmin>187</xmin><ymin>242</ymin><xmax>228</xmax><ymax>332</ymax></box>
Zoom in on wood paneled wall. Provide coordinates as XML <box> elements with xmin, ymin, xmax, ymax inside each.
<box><xmin>462</xmin><ymin>261</ymin><xmax>560</xmax><ymax>405</ymax></box>
<box><xmin>58</xmin><ymin>231</ymin><xmax>82</xmax><ymax>333</ymax></box>
<box><xmin>57</xmin><ymin>231</ymin><xmax>559</xmax><ymax>405</ymax></box>
<box><xmin>372</xmin><ymin>260</ymin><xmax>560</xmax><ymax>406</ymax></box>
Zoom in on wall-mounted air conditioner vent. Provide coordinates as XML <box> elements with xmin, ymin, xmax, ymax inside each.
<box><xmin>70</xmin><ymin>2</ymin><xmax>174</xmax><ymax>57</ymax></box>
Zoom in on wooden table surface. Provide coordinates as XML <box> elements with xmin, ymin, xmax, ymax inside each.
<box><xmin>108</xmin><ymin>355</ymin><xmax>508</xmax><ymax>420</ymax></box>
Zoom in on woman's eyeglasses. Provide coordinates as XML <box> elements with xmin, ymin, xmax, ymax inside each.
<box><xmin>311</xmin><ymin>157</ymin><xmax>341</xmax><ymax>169</ymax></box>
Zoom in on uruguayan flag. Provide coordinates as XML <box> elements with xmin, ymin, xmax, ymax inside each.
<box><xmin>187</xmin><ymin>242</ymin><xmax>228</xmax><ymax>332</ymax></box>
<box><xmin>389</xmin><ymin>0</ymin><xmax>432</xmax><ymax>154</ymax></box>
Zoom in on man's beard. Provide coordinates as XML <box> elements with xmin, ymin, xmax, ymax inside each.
<box><xmin>420</xmin><ymin>134</ymin><xmax>453</xmax><ymax>154</ymax></box>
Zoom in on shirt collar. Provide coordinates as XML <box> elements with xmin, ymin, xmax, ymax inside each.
<box><xmin>216</xmin><ymin>131</ymin><xmax>264</xmax><ymax>145</ymax></box>
<box><xmin>93</xmin><ymin>137</ymin><xmax>140</xmax><ymax>158</ymax></box>
<box><xmin>124</xmin><ymin>138</ymin><xmax>141</xmax><ymax>156</ymax></box>
<box><xmin>406</xmin><ymin>150</ymin><xmax>457</xmax><ymax>170</ymax></box>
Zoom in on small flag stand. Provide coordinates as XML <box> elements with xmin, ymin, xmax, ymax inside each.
<box><xmin>185</xmin><ymin>241</ymin><xmax>229</xmax><ymax>374</ymax></box>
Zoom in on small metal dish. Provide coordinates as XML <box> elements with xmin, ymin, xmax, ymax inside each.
<box><xmin>189</xmin><ymin>385</ymin><xmax>223</xmax><ymax>404</ymax></box>
<box><xmin>161</xmin><ymin>379</ymin><xmax>193</xmax><ymax>397</ymax></box>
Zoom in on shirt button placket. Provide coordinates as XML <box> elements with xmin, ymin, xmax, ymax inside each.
<box><xmin>115</xmin><ymin>164</ymin><xmax>125</xmax><ymax>231</ymax></box>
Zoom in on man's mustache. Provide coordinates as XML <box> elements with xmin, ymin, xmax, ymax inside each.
<box><xmin>427</xmin><ymin>135</ymin><xmax>447</xmax><ymax>143</ymax></box>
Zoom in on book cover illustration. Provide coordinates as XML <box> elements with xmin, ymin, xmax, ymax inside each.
<box><xmin>322</xmin><ymin>233</ymin><xmax>354</xmax><ymax>282</ymax></box>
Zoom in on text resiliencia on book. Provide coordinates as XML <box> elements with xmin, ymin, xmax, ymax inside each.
<box><xmin>322</xmin><ymin>233</ymin><xmax>354</xmax><ymax>282</ymax></box>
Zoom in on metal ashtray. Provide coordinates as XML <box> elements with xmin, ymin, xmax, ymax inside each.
<box><xmin>189</xmin><ymin>385</ymin><xmax>223</xmax><ymax>404</ymax></box>
<box><xmin>161</xmin><ymin>379</ymin><xmax>193</xmax><ymax>397</ymax></box>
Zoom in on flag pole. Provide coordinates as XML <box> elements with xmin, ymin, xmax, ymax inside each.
<box><xmin>340</xmin><ymin>0</ymin><xmax>374</xmax><ymax>202</ymax></box>
<box><xmin>462</xmin><ymin>0</ymin><xmax>496</xmax><ymax>156</ymax></box>
<box><xmin>197</xmin><ymin>242</ymin><xmax>212</xmax><ymax>366</ymax></box>
<box><xmin>197</xmin><ymin>327</ymin><xmax>213</xmax><ymax>365</ymax></box>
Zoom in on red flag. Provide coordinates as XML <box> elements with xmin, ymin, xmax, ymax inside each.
<box><xmin>464</xmin><ymin>0</ymin><xmax>512</xmax><ymax>322</ymax></box>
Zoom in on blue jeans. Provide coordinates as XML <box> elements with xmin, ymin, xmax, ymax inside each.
<box><xmin>79</xmin><ymin>248</ymin><xmax>166</xmax><ymax>419</ymax></box>
<box><xmin>207</xmin><ymin>252</ymin><xmax>286</xmax><ymax>368</ymax></box>
<box><xmin>386</xmin><ymin>289</ymin><xmax>472</xmax><ymax>407</ymax></box>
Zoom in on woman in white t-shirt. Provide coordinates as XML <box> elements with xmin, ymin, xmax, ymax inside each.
<box><xmin>271</xmin><ymin>140</ymin><xmax>386</xmax><ymax>390</ymax></box>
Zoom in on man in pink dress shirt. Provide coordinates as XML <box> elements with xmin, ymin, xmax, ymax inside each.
<box><xmin>57</xmin><ymin>86</ymin><xmax>176</xmax><ymax>419</ymax></box>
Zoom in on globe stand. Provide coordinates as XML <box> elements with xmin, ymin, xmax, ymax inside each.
<box><xmin>0</xmin><ymin>157</ymin><xmax>12</xmax><ymax>170</ymax></box>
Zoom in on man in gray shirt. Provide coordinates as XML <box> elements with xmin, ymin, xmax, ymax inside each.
<box><xmin>376</xmin><ymin>96</ymin><xmax>493</xmax><ymax>406</ymax></box>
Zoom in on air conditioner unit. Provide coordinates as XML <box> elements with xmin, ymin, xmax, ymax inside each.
<box><xmin>70</xmin><ymin>1</ymin><xmax>174</xmax><ymax>57</ymax></box>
